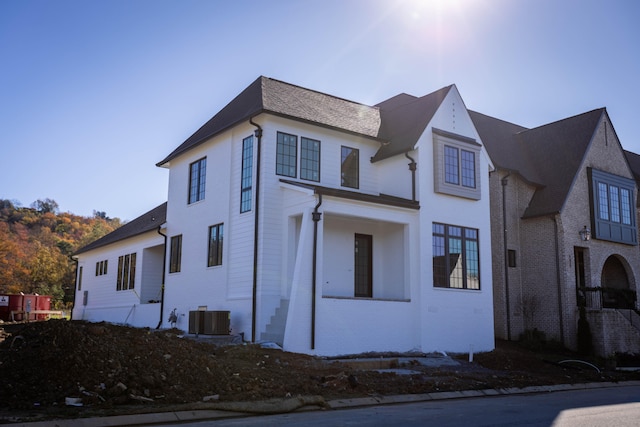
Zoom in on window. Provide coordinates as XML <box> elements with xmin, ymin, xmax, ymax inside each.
<box><xmin>188</xmin><ymin>157</ymin><xmax>207</xmax><ymax>204</ymax></box>
<box><xmin>444</xmin><ymin>146</ymin><xmax>477</xmax><ymax>188</ymax></box>
<box><xmin>300</xmin><ymin>137</ymin><xmax>320</xmax><ymax>182</ymax></box>
<box><xmin>354</xmin><ymin>234</ymin><xmax>372</xmax><ymax>297</ymax></box>
<box><xmin>169</xmin><ymin>235</ymin><xmax>182</xmax><ymax>273</ymax></box>
<box><xmin>240</xmin><ymin>136</ymin><xmax>253</xmax><ymax>213</ymax></box>
<box><xmin>116</xmin><ymin>253</ymin><xmax>136</xmax><ymax>291</ymax></box>
<box><xmin>433</xmin><ymin>128</ymin><xmax>481</xmax><ymax>200</ymax></box>
<box><xmin>507</xmin><ymin>250</ymin><xmax>517</xmax><ymax>268</ymax></box>
<box><xmin>208</xmin><ymin>223</ymin><xmax>224</xmax><ymax>267</ymax></box>
<box><xmin>95</xmin><ymin>260</ymin><xmax>108</xmax><ymax>276</ymax></box>
<box><xmin>432</xmin><ymin>223</ymin><xmax>480</xmax><ymax>290</ymax></box>
<box><xmin>276</xmin><ymin>132</ymin><xmax>297</xmax><ymax>178</ymax></box>
<box><xmin>341</xmin><ymin>146</ymin><xmax>359</xmax><ymax>188</ymax></box>
<box><xmin>589</xmin><ymin>168</ymin><xmax>637</xmax><ymax>245</ymax></box>
<box><xmin>77</xmin><ymin>266</ymin><xmax>83</xmax><ymax>291</ymax></box>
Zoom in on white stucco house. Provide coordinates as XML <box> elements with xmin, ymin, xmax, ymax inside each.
<box><xmin>72</xmin><ymin>76</ymin><xmax>496</xmax><ymax>356</ymax></box>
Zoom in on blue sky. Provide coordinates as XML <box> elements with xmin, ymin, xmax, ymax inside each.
<box><xmin>1</xmin><ymin>0</ymin><xmax>639</xmax><ymax>221</ymax></box>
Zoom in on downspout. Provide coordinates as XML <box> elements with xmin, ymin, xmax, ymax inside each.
<box><xmin>553</xmin><ymin>216</ymin><xmax>566</xmax><ymax>345</ymax></box>
<box><xmin>156</xmin><ymin>225</ymin><xmax>168</xmax><ymax>329</ymax></box>
<box><xmin>405</xmin><ymin>152</ymin><xmax>417</xmax><ymax>201</ymax></box>
<box><xmin>501</xmin><ymin>172</ymin><xmax>511</xmax><ymax>340</ymax></box>
<box><xmin>311</xmin><ymin>194</ymin><xmax>323</xmax><ymax>349</ymax></box>
<box><xmin>68</xmin><ymin>255</ymin><xmax>78</xmax><ymax>320</ymax></box>
<box><xmin>249</xmin><ymin>117</ymin><xmax>263</xmax><ymax>342</ymax></box>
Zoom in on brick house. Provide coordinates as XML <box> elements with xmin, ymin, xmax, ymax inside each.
<box><xmin>472</xmin><ymin>108</ymin><xmax>640</xmax><ymax>356</ymax></box>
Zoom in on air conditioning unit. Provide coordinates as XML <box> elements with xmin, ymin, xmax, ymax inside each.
<box><xmin>203</xmin><ymin>310</ymin><xmax>230</xmax><ymax>335</ymax></box>
<box><xmin>188</xmin><ymin>311</ymin><xmax>204</xmax><ymax>334</ymax></box>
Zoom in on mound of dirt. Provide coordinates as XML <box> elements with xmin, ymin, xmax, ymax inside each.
<box><xmin>1</xmin><ymin>320</ymin><xmax>638</xmax><ymax>419</ymax></box>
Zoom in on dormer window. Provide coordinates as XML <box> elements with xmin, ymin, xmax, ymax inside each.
<box><xmin>433</xmin><ymin>128</ymin><xmax>481</xmax><ymax>200</ymax></box>
<box><xmin>588</xmin><ymin>168</ymin><xmax>637</xmax><ymax>245</ymax></box>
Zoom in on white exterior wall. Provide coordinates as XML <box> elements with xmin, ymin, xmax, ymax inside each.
<box><xmin>72</xmin><ymin>231</ymin><xmax>164</xmax><ymax>328</ymax></box>
<box><xmin>252</xmin><ymin>116</ymin><xmax>386</xmax><ymax>337</ymax></box>
<box><xmin>416</xmin><ymin>87</ymin><xmax>495</xmax><ymax>353</ymax></box>
<box><xmin>162</xmin><ymin>124</ymin><xmax>255</xmax><ymax>336</ymax></box>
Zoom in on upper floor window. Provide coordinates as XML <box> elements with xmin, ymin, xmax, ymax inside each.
<box><xmin>432</xmin><ymin>223</ymin><xmax>480</xmax><ymax>290</ymax></box>
<box><xmin>169</xmin><ymin>235</ymin><xmax>182</xmax><ymax>273</ymax></box>
<box><xmin>276</xmin><ymin>132</ymin><xmax>297</xmax><ymax>178</ymax></box>
<box><xmin>433</xmin><ymin>128</ymin><xmax>481</xmax><ymax>200</ymax></box>
<box><xmin>589</xmin><ymin>168</ymin><xmax>637</xmax><ymax>245</ymax></box>
<box><xmin>188</xmin><ymin>157</ymin><xmax>207</xmax><ymax>204</ymax></box>
<box><xmin>241</xmin><ymin>136</ymin><xmax>253</xmax><ymax>213</ymax></box>
<box><xmin>95</xmin><ymin>259</ymin><xmax>108</xmax><ymax>276</ymax></box>
<box><xmin>116</xmin><ymin>252</ymin><xmax>136</xmax><ymax>291</ymax></box>
<box><xmin>208</xmin><ymin>223</ymin><xmax>224</xmax><ymax>267</ymax></box>
<box><xmin>301</xmin><ymin>137</ymin><xmax>320</xmax><ymax>182</ymax></box>
<box><xmin>341</xmin><ymin>146</ymin><xmax>359</xmax><ymax>189</ymax></box>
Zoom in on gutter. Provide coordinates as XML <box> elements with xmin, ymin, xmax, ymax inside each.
<box><xmin>68</xmin><ymin>255</ymin><xmax>79</xmax><ymax>320</ymax></box>
<box><xmin>311</xmin><ymin>194</ymin><xmax>323</xmax><ymax>349</ymax></box>
<box><xmin>553</xmin><ymin>216</ymin><xmax>565</xmax><ymax>345</ymax></box>
<box><xmin>249</xmin><ymin>117</ymin><xmax>263</xmax><ymax>342</ymax></box>
<box><xmin>156</xmin><ymin>225</ymin><xmax>168</xmax><ymax>329</ymax></box>
<box><xmin>501</xmin><ymin>172</ymin><xmax>511</xmax><ymax>340</ymax></box>
<box><xmin>405</xmin><ymin>152</ymin><xmax>417</xmax><ymax>202</ymax></box>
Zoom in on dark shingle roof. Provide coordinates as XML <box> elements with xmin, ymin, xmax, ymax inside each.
<box><xmin>372</xmin><ymin>86</ymin><xmax>452</xmax><ymax>162</ymax></box>
<box><xmin>74</xmin><ymin>202</ymin><xmax>167</xmax><ymax>255</ymax></box>
<box><xmin>472</xmin><ymin>108</ymin><xmax>606</xmax><ymax>218</ymax></box>
<box><xmin>624</xmin><ymin>150</ymin><xmax>640</xmax><ymax>183</ymax></box>
<box><xmin>157</xmin><ymin>77</ymin><xmax>382</xmax><ymax>166</ymax></box>
<box><xmin>157</xmin><ymin>76</ymin><xmax>457</xmax><ymax>167</ymax></box>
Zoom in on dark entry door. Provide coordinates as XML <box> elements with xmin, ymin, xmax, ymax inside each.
<box><xmin>354</xmin><ymin>234</ymin><xmax>372</xmax><ymax>297</ymax></box>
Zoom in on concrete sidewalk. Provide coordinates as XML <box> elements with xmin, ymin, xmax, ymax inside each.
<box><xmin>10</xmin><ymin>380</ymin><xmax>640</xmax><ymax>427</ymax></box>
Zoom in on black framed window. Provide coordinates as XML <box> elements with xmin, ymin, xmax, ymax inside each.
<box><xmin>95</xmin><ymin>259</ymin><xmax>108</xmax><ymax>276</ymax></box>
<box><xmin>445</xmin><ymin>145</ymin><xmax>476</xmax><ymax>188</ymax></box>
<box><xmin>188</xmin><ymin>157</ymin><xmax>207</xmax><ymax>204</ymax></box>
<box><xmin>276</xmin><ymin>132</ymin><xmax>297</xmax><ymax>177</ymax></box>
<box><xmin>433</xmin><ymin>128</ymin><xmax>481</xmax><ymax>200</ymax></box>
<box><xmin>300</xmin><ymin>137</ymin><xmax>320</xmax><ymax>182</ymax></box>
<box><xmin>589</xmin><ymin>168</ymin><xmax>637</xmax><ymax>245</ymax></box>
<box><xmin>169</xmin><ymin>235</ymin><xmax>182</xmax><ymax>273</ymax></box>
<box><xmin>208</xmin><ymin>223</ymin><xmax>224</xmax><ymax>267</ymax></box>
<box><xmin>432</xmin><ymin>223</ymin><xmax>480</xmax><ymax>290</ymax></box>
<box><xmin>77</xmin><ymin>266</ymin><xmax>83</xmax><ymax>291</ymax></box>
<box><xmin>240</xmin><ymin>136</ymin><xmax>253</xmax><ymax>213</ymax></box>
<box><xmin>116</xmin><ymin>252</ymin><xmax>136</xmax><ymax>291</ymax></box>
<box><xmin>341</xmin><ymin>146</ymin><xmax>359</xmax><ymax>189</ymax></box>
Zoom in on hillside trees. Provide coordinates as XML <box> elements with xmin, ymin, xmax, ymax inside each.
<box><xmin>0</xmin><ymin>199</ymin><xmax>122</xmax><ymax>308</ymax></box>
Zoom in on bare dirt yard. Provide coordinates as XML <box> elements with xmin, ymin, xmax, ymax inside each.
<box><xmin>1</xmin><ymin>319</ymin><xmax>639</xmax><ymax>423</ymax></box>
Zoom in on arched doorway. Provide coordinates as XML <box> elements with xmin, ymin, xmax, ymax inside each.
<box><xmin>601</xmin><ymin>255</ymin><xmax>635</xmax><ymax>309</ymax></box>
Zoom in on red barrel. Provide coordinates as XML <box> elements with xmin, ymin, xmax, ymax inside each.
<box><xmin>36</xmin><ymin>295</ymin><xmax>52</xmax><ymax>320</ymax></box>
<box><xmin>8</xmin><ymin>295</ymin><xmax>24</xmax><ymax>321</ymax></box>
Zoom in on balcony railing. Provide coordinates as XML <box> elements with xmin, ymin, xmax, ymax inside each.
<box><xmin>577</xmin><ymin>287</ymin><xmax>637</xmax><ymax>310</ymax></box>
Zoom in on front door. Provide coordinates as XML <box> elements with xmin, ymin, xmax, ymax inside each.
<box><xmin>354</xmin><ymin>234</ymin><xmax>372</xmax><ymax>297</ymax></box>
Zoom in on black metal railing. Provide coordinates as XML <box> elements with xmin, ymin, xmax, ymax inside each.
<box><xmin>576</xmin><ymin>286</ymin><xmax>637</xmax><ymax>310</ymax></box>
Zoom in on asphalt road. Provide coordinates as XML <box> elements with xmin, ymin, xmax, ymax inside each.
<box><xmin>151</xmin><ymin>385</ymin><xmax>640</xmax><ymax>427</ymax></box>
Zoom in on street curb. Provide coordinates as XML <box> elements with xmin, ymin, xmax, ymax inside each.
<box><xmin>11</xmin><ymin>381</ymin><xmax>640</xmax><ymax>427</ymax></box>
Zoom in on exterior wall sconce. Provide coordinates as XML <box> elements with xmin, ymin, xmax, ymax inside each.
<box><xmin>579</xmin><ymin>226</ymin><xmax>591</xmax><ymax>241</ymax></box>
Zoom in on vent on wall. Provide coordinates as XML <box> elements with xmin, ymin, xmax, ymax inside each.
<box><xmin>188</xmin><ymin>310</ymin><xmax>230</xmax><ymax>335</ymax></box>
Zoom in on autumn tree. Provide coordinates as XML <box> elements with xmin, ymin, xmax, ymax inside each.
<box><xmin>0</xmin><ymin>198</ymin><xmax>122</xmax><ymax>307</ymax></box>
